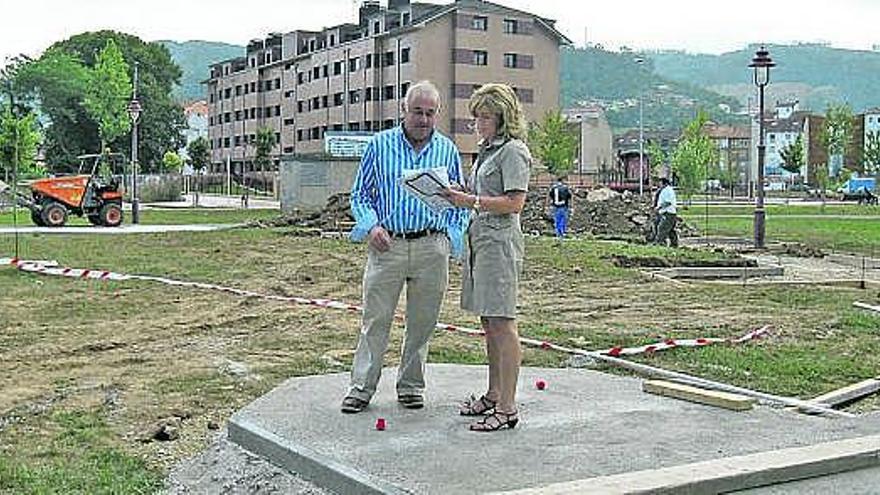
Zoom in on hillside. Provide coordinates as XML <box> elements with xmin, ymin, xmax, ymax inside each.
<box><xmin>650</xmin><ymin>43</ymin><xmax>880</xmax><ymax>113</ymax></box>
<box><xmin>560</xmin><ymin>46</ymin><xmax>745</xmax><ymax>132</ymax></box>
<box><xmin>160</xmin><ymin>40</ymin><xmax>243</xmax><ymax>102</ymax></box>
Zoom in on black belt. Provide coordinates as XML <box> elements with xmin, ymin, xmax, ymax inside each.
<box><xmin>386</xmin><ymin>228</ymin><xmax>442</xmax><ymax>240</ymax></box>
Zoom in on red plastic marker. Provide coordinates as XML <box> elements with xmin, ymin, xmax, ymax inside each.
<box><xmin>536</xmin><ymin>379</ymin><xmax>547</xmax><ymax>390</ymax></box>
<box><xmin>375</xmin><ymin>418</ymin><xmax>386</xmax><ymax>430</ymax></box>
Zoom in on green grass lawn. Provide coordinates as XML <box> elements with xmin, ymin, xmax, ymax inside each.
<box><xmin>0</xmin><ymin>207</ymin><xmax>281</xmax><ymax>226</ymax></box>
<box><xmin>1</xmin><ymin>224</ymin><xmax>878</xmax><ymax>492</ymax></box>
<box><xmin>682</xmin><ymin>203</ymin><xmax>880</xmax><ymax>217</ymax></box>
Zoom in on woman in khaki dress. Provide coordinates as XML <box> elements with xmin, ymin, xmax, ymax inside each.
<box><xmin>443</xmin><ymin>84</ymin><xmax>531</xmax><ymax>432</ymax></box>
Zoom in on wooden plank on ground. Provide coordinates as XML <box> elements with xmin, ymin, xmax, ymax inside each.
<box><xmin>854</xmin><ymin>301</ymin><xmax>880</xmax><ymax>314</ymax></box>
<box><xmin>643</xmin><ymin>379</ymin><xmax>755</xmax><ymax>411</ymax></box>
<box><xmin>808</xmin><ymin>377</ymin><xmax>880</xmax><ymax>408</ymax></box>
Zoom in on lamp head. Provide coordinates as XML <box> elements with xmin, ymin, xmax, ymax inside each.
<box><xmin>749</xmin><ymin>46</ymin><xmax>775</xmax><ymax>87</ymax></box>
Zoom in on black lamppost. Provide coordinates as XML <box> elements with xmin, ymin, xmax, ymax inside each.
<box><xmin>127</xmin><ymin>62</ymin><xmax>142</xmax><ymax>224</ymax></box>
<box><xmin>749</xmin><ymin>46</ymin><xmax>774</xmax><ymax>248</ymax></box>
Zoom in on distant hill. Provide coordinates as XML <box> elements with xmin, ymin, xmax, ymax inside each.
<box><xmin>160</xmin><ymin>40</ymin><xmax>243</xmax><ymax>102</ymax></box>
<box><xmin>560</xmin><ymin>46</ymin><xmax>745</xmax><ymax>132</ymax></box>
<box><xmin>649</xmin><ymin>43</ymin><xmax>880</xmax><ymax>114</ymax></box>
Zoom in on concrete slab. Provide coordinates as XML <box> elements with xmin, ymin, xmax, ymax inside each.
<box><xmin>228</xmin><ymin>365</ymin><xmax>880</xmax><ymax>494</ymax></box>
<box><xmin>658</xmin><ymin>265</ymin><xmax>784</xmax><ymax>279</ymax></box>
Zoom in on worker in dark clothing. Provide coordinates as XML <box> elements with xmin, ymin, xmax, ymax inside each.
<box><xmin>548</xmin><ymin>177</ymin><xmax>572</xmax><ymax>239</ymax></box>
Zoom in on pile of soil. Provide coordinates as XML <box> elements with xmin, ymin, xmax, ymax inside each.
<box><xmin>606</xmin><ymin>254</ymin><xmax>758</xmax><ymax>268</ymax></box>
<box><xmin>771</xmin><ymin>242</ymin><xmax>826</xmax><ymax>258</ymax></box>
<box><xmin>253</xmin><ymin>187</ymin><xmax>695</xmax><ymax>240</ymax></box>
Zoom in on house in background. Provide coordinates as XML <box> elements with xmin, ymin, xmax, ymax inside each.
<box><xmin>562</xmin><ymin>106</ymin><xmax>612</xmax><ymax>184</ymax></box>
<box><xmin>180</xmin><ymin>100</ymin><xmax>209</xmax><ymax>165</ymax></box>
<box><xmin>704</xmin><ymin>123</ymin><xmax>750</xmax><ymax>193</ymax></box>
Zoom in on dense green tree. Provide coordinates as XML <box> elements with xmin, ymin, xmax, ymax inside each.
<box><xmin>670</xmin><ymin>110</ymin><xmax>717</xmax><ymax>201</ymax></box>
<box><xmin>779</xmin><ymin>134</ymin><xmax>805</xmax><ymax>175</ymax></box>
<box><xmin>186</xmin><ymin>136</ymin><xmax>210</xmax><ymax>172</ymax></box>
<box><xmin>528</xmin><ymin>110</ymin><xmax>577</xmax><ymax>177</ymax></box>
<box><xmin>83</xmin><ymin>39</ymin><xmax>132</xmax><ymax>153</ymax></box>
<box><xmin>254</xmin><ymin>127</ymin><xmax>276</xmax><ymax>174</ymax></box>
<box><xmin>14</xmin><ymin>31</ymin><xmax>185</xmax><ymax>173</ymax></box>
<box><xmin>819</xmin><ymin>103</ymin><xmax>854</xmax><ymax>177</ymax></box>
<box><xmin>0</xmin><ymin>106</ymin><xmax>44</xmax><ymax>181</ymax></box>
<box><xmin>864</xmin><ymin>131</ymin><xmax>880</xmax><ymax>175</ymax></box>
<box><xmin>162</xmin><ymin>150</ymin><xmax>183</xmax><ymax>172</ymax></box>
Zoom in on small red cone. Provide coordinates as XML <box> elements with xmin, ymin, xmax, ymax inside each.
<box><xmin>375</xmin><ymin>418</ymin><xmax>386</xmax><ymax>430</ymax></box>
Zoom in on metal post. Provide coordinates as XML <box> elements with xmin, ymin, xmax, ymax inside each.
<box><xmin>754</xmin><ymin>83</ymin><xmax>766</xmax><ymax>248</ymax></box>
<box><xmin>639</xmin><ymin>91</ymin><xmax>644</xmax><ymax>195</ymax></box>
<box><xmin>6</xmin><ymin>81</ymin><xmax>20</xmax><ymax>257</ymax></box>
<box><xmin>130</xmin><ymin>62</ymin><xmax>140</xmax><ymax>224</ymax></box>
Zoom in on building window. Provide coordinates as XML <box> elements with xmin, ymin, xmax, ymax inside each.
<box><xmin>297</xmin><ymin>129</ymin><xmax>304</xmax><ymax>142</ymax></box>
<box><xmin>349</xmin><ymin>122</ymin><xmax>360</xmax><ymax>131</ymax></box>
<box><xmin>330</xmin><ymin>34</ymin><xmax>336</xmax><ymax>46</ymax></box>
<box><xmin>474</xmin><ymin>51</ymin><xmax>488</xmax><ymax>66</ymax></box>
<box><xmin>401</xmin><ymin>47</ymin><xmax>410</xmax><ymax>64</ymax></box>
<box><xmin>384</xmin><ymin>51</ymin><xmax>395</xmax><ymax>67</ymax></box>
<box><xmin>349</xmin><ymin>90</ymin><xmax>361</xmax><ymax>104</ymax></box>
<box><xmin>250</xmin><ymin>82</ymin><xmax>256</xmax><ymax>93</ymax></box>
<box><xmin>503</xmin><ymin>19</ymin><xmax>518</xmax><ymax>34</ymax></box>
<box><xmin>365</xmin><ymin>54</ymin><xmax>372</xmax><ymax>69</ymax></box>
<box><xmin>504</xmin><ymin>53</ymin><xmax>517</xmax><ymax>68</ymax></box>
<box><xmin>383</xmin><ymin>119</ymin><xmax>395</xmax><ymax>129</ymax></box>
<box><xmin>349</xmin><ymin>57</ymin><xmax>360</xmax><ymax>72</ymax></box>
<box><xmin>333</xmin><ymin>124</ymin><xmax>344</xmax><ymax>131</ymax></box>
<box><xmin>235</xmin><ymin>85</ymin><xmax>242</xmax><ymax>96</ymax></box>
<box><xmin>275</xmin><ymin>78</ymin><xmax>281</xmax><ymax>90</ymax></box>
<box><xmin>322</xmin><ymin>65</ymin><xmax>328</xmax><ymax>78</ymax></box>
<box><xmin>400</xmin><ymin>82</ymin><xmax>410</xmax><ymax>98</ymax></box>
<box><xmin>311</xmin><ymin>96</ymin><xmax>320</xmax><ymax>110</ymax></box>
<box><xmin>313</xmin><ymin>67</ymin><xmax>320</xmax><ymax>79</ymax></box>
<box><xmin>322</xmin><ymin>95</ymin><xmax>328</xmax><ymax>108</ymax></box>
<box><xmin>274</xmin><ymin>105</ymin><xmax>281</xmax><ymax>116</ymax></box>
<box><xmin>297</xmin><ymin>101</ymin><xmax>304</xmax><ymax>113</ymax></box>
<box><xmin>209</xmin><ymin>93</ymin><xmax>214</xmax><ymax>103</ymax></box>
<box><xmin>224</xmin><ymin>88</ymin><xmax>231</xmax><ymax>98</ymax></box>
<box><xmin>373</xmin><ymin>21</ymin><xmax>381</xmax><ymax>35</ymax></box>
<box><xmin>297</xmin><ymin>72</ymin><xmax>305</xmax><ymax>84</ymax></box>
<box><xmin>383</xmin><ymin>85</ymin><xmax>395</xmax><ymax>100</ymax></box>
<box><xmin>334</xmin><ymin>61</ymin><xmax>343</xmax><ymax>75</ymax></box>
<box><xmin>334</xmin><ymin>92</ymin><xmax>344</xmax><ymax>106</ymax></box>
<box><xmin>472</xmin><ymin>16</ymin><xmax>488</xmax><ymax>30</ymax></box>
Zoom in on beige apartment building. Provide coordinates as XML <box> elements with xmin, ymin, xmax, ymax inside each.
<box><xmin>206</xmin><ymin>0</ymin><xmax>570</xmax><ymax>172</ymax></box>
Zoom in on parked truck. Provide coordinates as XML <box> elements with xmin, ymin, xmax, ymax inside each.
<box><xmin>839</xmin><ymin>177</ymin><xmax>877</xmax><ymax>204</ymax></box>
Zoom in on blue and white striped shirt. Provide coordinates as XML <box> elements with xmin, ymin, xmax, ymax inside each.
<box><xmin>350</xmin><ymin>125</ymin><xmax>467</xmax><ymax>256</ymax></box>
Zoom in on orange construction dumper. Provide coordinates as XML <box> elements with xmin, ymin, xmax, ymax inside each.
<box><xmin>0</xmin><ymin>153</ymin><xmax>125</xmax><ymax>227</ymax></box>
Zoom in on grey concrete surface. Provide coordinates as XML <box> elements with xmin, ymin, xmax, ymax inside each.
<box><xmin>734</xmin><ymin>466</ymin><xmax>880</xmax><ymax>494</ymax></box>
<box><xmin>659</xmin><ymin>265</ymin><xmax>784</xmax><ymax>279</ymax></box>
<box><xmin>228</xmin><ymin>364</ymin><xmax>880</xmax><ymax>495</ymax></box>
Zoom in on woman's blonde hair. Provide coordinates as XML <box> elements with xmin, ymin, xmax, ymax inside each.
<box><xmin>468</xmin><ymin>83</ymin><xmax>527</xmax><ymax>141</ymax></box>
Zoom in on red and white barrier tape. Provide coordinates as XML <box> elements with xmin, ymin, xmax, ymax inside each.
<box><xmin>2</xmin><ymin>257</ymin><xmax>768</xmax><ymax>357</ymax></box>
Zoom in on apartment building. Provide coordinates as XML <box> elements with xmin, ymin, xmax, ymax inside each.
<box><xmin>206</xmin><ymin>0</ymin><xmax>570</xmax><ymax>173</ymax></box>
<box><xmin>704</xmin><ymin>124</ymin><xmax>750</xmax><ymax>190</ymax></box>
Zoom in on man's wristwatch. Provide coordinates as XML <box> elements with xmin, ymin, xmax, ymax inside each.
<box><xmin>472</xmin><ymin>195</ymin><xmax>481</xmax><ymax>211</ymax></box>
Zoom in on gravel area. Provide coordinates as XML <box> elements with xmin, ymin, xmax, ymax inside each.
<box><xmin>162</xmin><ymin>430</ymin><xmax>335</xmax><ymax>495</ymax></box>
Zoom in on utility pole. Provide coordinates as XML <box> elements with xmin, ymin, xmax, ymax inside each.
<box><xmin>128</xmin><ymin>62</ymin><xmax>142</xmax><ymax>224</ymax></box>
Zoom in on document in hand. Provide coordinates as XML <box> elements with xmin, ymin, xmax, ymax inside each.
<box><xmin>398</xmin><ymin>167</ymin><xmax>455</xmax><ymax>212</ymax></box>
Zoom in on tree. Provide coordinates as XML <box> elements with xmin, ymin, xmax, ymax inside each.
<box><xmin>864</xmin><ymin>131</ymin><xmax>880</xmax><ymax>175</ymax></box>
<box><xmin>0</xmin><ymin>106</ymin><xmax>44</xmax><ymax>181</ymax></box>
<box><xmin>779</xmin><ymin>134</ymin><xmax>805</xmax><ymax>188</ymax></box>
<box><xmin>819</xmin><ymin>103</ymin><xmax>854</xmax><ymax>177</ymax></box>
<box><xmin>528</xmin><ymin>110</ymin><xmax>578</xmax><ymax>177</ymax></box>
<box><xmin>254</xmin><ymin>127</ymin><xmax>276</xmax><ymax>174</ymax></box>
<box><xmin>186</xmin><ymin>136</ymin><xmax>210</xmax><ymax>172</ymax></box>
<box><xmin>813</xmin><ymin>162</ymin><xmax>830</xmax><ymax>203</ymax></box>
<box><xmin>670</xmin><ymin>109</ymin><xmax>718</xmax><ymax>202</ymax></box>
<box><xmin>646</xmin><ymin>140</ymin><xmax>666</xmax><ymax>177</ymax></box>
<box><xmin>14</xmin><ymin>31</ymin><xmax>185</xmax><ymax>173</ymax></box>
<box><xmin>83</xmin><ymin>39</ymin><xmax>131</xmax><ymax>153</ymax></box>
<box><xmin>162</xmin><ymin>150</ymin><xmax>183</xmax><ymax>173</ymax></box>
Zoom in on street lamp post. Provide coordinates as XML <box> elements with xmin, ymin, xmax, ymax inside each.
<box><xmin>749</xmin><ymin>47</ymin><xmax>774</xmax><ymax>248</ymax></box>
<box><xmin>128</xmin><ymin>62</ymin><xmax>142</xmax><ymax>224</ymax></box>
<box><xmin>635</xmin><ymin>57</ymin><xmax>645</xmax><ymax>195</ymax></box>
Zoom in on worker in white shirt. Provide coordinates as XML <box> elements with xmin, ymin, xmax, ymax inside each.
<box><xmin>654</xmin><ymin>176</ymin><xmax>679</xmax><ymax>247</ymax></box>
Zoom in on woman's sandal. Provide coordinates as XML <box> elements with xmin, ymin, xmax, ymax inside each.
<box><xmin>459</xmin><ymin>394</ymin><xmax>497</xmax><ymax>416</ymax></box>
<box><xmin>469</xmin><ymin>410</ymin><xmax>519</xmax><ymax>432</ymax></box>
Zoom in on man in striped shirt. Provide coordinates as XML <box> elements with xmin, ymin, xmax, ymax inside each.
<box><xmin>342</xmin><ymin>80</ymin><xmax>466</xmax><ymax>413</ymax></box>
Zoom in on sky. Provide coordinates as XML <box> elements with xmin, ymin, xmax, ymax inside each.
<box><xmin>2</xmin><ymin>0</ymin><xmax>880</xmax><ymax>66</ymax></box>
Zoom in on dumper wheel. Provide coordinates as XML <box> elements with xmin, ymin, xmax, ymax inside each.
<box><xmin>99</xmin><ymin>202</ymin><xmax>123</xmax><ymax>227</ymax></box>
<box><xmin>31</xmin><ymin>210</ymin><xmax>46</xmax><ymax>227</ymax></box>
<box><xmin>41</xmin><ymin>201</ymin><xmax>68</xmax><ymax>227</ymax></box>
